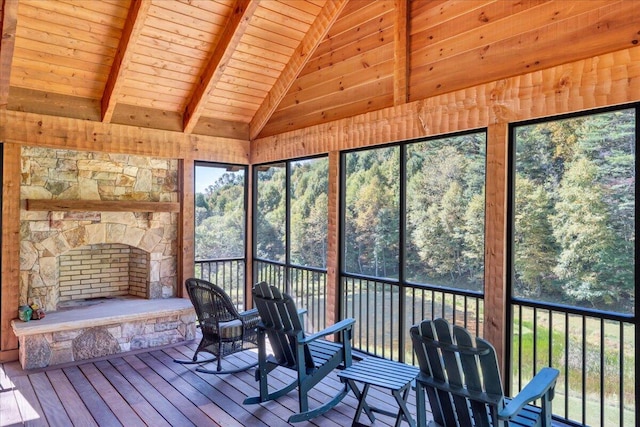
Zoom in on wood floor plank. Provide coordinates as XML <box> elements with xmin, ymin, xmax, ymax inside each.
<box><xmin>0</xmin><ymin>363</ymin><xmax>12</xmax><ymax>389</ymax></box>
<box><xmin>122</xmin><ymin>353</ymin><xmax>217</xmax><ymax>426</ymax></box>
<box><xmin>63</xmin><ymin>366</ymin><xmax>123</xmax><ymax>427</ymax></box>
<box><xmin>0</xmin><ymin>387</ymin><xmax>24</xmax><ymax>425</ymax></box>
<box><xmin>135</xmin><ymin>351</ymin><xmax>230</xmax><ymax>426</ymax></box>
<box><xmin>93</xmin><ymin>359</ymin><xmax>171</xmax><ymax>427</ymax></box>
<box><xmin>7</xmin><ymin>375</ymin><xmax>48</xmax><ymax>427</ymax></box>
<box><xmin>28</xmin><ymin>372</ymin><xmax>73</xmax><ymax>426</ymax></box>
<box><xmin>107</xmin><ymin>356</ymin><xmax>195</xmax><ymax>427</ymax></box>
<box><xmin>229</xmin><ymin>348</ymin><xmax>352</xmax><ymax>426</ymax></box>
<box><xmin>227</xmin><ymin>348</ymin><xmax>336</xmax><ymax>424</ymax></box>
<box><xmin>151</xmin><ymin>348</ymin><xmax>267</xmax><ymax>427</ymax></box>
<box><xmin>0</xmin><ymin>364</ymin><xmax>23</xmax><ymax>425</ymax></box>
<box><xmin>45</xmin><ymin>370</ymin><xmax>98</xmax><ymax>426</ymax></box>
<box><xmin>78</xmin><ymin>363</ymin><xmax>146</xmax><ymax>427</ymax></box>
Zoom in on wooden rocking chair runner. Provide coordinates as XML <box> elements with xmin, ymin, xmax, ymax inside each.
<box><xmin>243</xmin><ymin>281</ymin><xmax>356</xmax><ymax>423</ymax></box>
<box><xmin>174</xmin><ymin>278</ymin><xmax>261</xmax><ymax>374</ymax></box>
<box><xmin>411</xmin><ymin>318</ymin><xmax>559</xmax><ymax>427</ymax></box>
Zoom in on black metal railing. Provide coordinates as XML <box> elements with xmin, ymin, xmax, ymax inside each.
<box><xmin>510</xmin><ymin>300</ymin><xmax>635</xmax><ymax>427</ymax></box>
<box><xmin>342</xmin><ymin>274</ymin><xmax>484</xmax><ymax>363</ymax></box>
<box><xmin>254</xmin><ymin>259</ymin><xmax>327</xmax><ymax>333</ymax></box>
<box><xmin>194</xmin><ymin>257</ymin><xmax>247</xmax><ymax>310</ymax></box>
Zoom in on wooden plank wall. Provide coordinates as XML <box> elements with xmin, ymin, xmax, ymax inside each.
<box><xmin>250</xmin><ymin>45</ymin><xmax>640</xmax><ymax>375</ymax></box>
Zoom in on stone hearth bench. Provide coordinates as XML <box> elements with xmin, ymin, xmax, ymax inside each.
<box><xmin>11</xmin><ymin>298</ymin><xmax>196</xmax><ymax>370</ymax></box>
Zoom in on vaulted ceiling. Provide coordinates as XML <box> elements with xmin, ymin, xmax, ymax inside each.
<box><xmin>1</xmin><ymin>0</ymin><xmax>638</xmax><ymax>143</ymax></box>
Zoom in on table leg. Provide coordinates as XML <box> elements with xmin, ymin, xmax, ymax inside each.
<box><xmin>347</xmin><ymin>380</ymin><xmax>376</xmax><ymax>424</ymax></box>
<box><xmin>393</xmin><ymin>386</ymin><xmax>416</xmax><ymax>427</ymax></box>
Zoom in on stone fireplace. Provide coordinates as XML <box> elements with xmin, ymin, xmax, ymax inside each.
<box><xmin>20</xmin><ymin>210</ymin><xmax>177</xmax><ymax>311</ymax></box>
<box><xmin>12</xmin><ymin>147</ymin><xmax>196</xmax><ymax>369</ymax></box>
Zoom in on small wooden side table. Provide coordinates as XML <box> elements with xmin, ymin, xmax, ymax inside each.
<box><xmin>338</xmin><ymin>357</ymin><xmax>420</xmax><ymax>427</ymax></box>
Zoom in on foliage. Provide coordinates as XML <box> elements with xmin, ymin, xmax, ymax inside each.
<box><xmin>515</xmin><ymin>109</ymin><xmax>635</xmax><ymax>313</ymax></box>
<box><xmin>343</xmin><ymin>134</ymin><xmax>486</xmax><ymax>290</ymax></box>
<box><xmin>194</xmin><ymin>169</ymin><xmax>245</xmax><ymax>260</ymax></box>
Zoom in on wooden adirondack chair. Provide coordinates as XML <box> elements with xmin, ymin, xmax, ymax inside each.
<box><xmin>243</xmin><ymin>281</ymin><xmax>356</xmax><ymax>423</ymax></box>
<box><xmin>411</xmin><ymin>318</ymin><xmax>559</xmax><ymax>427</ymax></box>
<box><xmin>174</xmin><ymin>278</ymin><xmax>261</xmax><ymax>374</ymax></box>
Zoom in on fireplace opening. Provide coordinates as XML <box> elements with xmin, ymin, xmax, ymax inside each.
<box><xmin>57</xmin><ymin>243</ymin><xmax>150</xmax><ymax>310</ymax></box>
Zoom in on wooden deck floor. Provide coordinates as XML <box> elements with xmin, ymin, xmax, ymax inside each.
<box><xmin>1</xmin><ymin>338</ymin><xmax>579</xmax><ymax>427</ymax></box>
<box><xmin>1</xmin><ymin>338</ymin><xmax>421</xmax><ymax>427</ymax></box>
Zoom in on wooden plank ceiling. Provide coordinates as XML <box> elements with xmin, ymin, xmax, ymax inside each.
<box><xmin>1</xmin><ymin>0</ymin><xmax>638</xmax><ymax>143</ymax></box>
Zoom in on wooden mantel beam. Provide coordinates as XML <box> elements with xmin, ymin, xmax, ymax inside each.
<box><xmin>0</xmin><ymin>0</ymin><xmax>18</xmax><ymax>108</ymax></box>
<box><xmin>249</xmin><ymin>0</ymin><xmax>348</xmax><ymax>141</ymax></box>
<box><xmin>101</xmin><ymin>0</ymin><xmax>151</xmax><ymax>123</ymax></box>
<box><xmin>25</xmin><ymin>199</ymin><xmax>180</xmax><ymax>213</ymax></box>
<box><xmin>183</xmin><ymin>0</ymin><xmax>259</xmax><ymax>134</ymax></box>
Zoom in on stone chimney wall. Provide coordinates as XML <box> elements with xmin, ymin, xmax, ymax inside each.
<box><xmin>19</xmin><ymin>147</ymin><xmax>179</xmax><ymax>312</ymax></box>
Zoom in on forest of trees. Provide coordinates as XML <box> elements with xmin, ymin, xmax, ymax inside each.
<box><xmin>195</xmin><ymin>107</ymin><xmax>635</xmax><ymax>314</ymax></box>
<box><xmin>254</xmin><ymin>159</ymin><xmax>329</xmax><ymax>268</ymax></box>
<box><xmin>343</xmin><ymin>134</ymin><xmax>486</xmax><ymax>291</ymax></box>
<box><xmin>514</xmin><ymin>108</ymin><xmax>635</xmax><ymax>314</ymax></box>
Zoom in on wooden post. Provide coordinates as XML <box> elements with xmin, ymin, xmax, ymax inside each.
<box><xmin>245</xmin><ymin>165</ymin><xmax>254</xmax><ymax>308</ymax></box>
<box><xmin>484</xmin><ymin>122</ymin><xmax>509</xmax><ymax>379</ymax></box>
<box><xmin>0</xmin><ymin>142</ymin><xmax>21</xmax><ymax>360</ymax></box>
<box><xmin>179</xmin><ymin>158</ymin><xmax>195</xmax><ymax>297</ymax></box>
<box><xmin>326</xmin><ymin>151</ymin><xmax>341</xmax><ymax>326</ymax></box>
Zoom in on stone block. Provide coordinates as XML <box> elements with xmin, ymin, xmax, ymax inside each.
<box><xmin>20</xmin><ymin>335</ymin><xmax>52</xmax><ymax>370</ymax></box>
<box><xmin>72</xmin><ymin>327</ymin><xmax>120</xmax><ymax>361</ymax></box>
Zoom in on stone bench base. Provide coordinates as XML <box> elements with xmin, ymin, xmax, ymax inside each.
<box><xmin>11</xmin><ymin>298</ymin><xmax>196</xmax><ymax>370</ymax></box>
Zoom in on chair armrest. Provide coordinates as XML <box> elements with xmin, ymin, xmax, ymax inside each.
<box><xmin>239</xmin><ymin>308</ymin><xmax>259</xmax><ymax>319</ymax></box>
<box><xmin>499</xmin><ymin>367</ymin><xmax>559</xmax><ymax>420</ymax></box>
<box><xmin>300</xmin><ymin>318</ymin><xmax>356</xmax><ymax>344</ymax></box>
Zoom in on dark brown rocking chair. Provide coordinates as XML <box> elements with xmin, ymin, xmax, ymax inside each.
<box><xmin>243</xmin><ymin>281</ymin><xmax>356</xmax><ymax>423</ymax></box>
<box><xmin>411</xmin><ymin>318</ymin><xmax>559</xmax><ymax>427</ymax></box>
<box><xmin>174</xmin><ymin>278</ymin><xmax>261</xmax><ymax>374</ymax></box>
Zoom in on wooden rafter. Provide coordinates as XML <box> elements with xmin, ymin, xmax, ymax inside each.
<box><xmin>101</xmin><ymin>0</ymin><xmax>151</xmax><ymax>123</ymax></box>
<box><xmin>249</xmin><ymin>0</ymin><xmax>349</xmax><ymax>141</ymax></box>
<box><xmin>0</xmin><ymin>0</ymin><xmax>18</xmax><ymax>109</ymax></box>
<box><xmin>393</xmin><ymin>0</ymin><xmax>408</xmax><ymax>105</ymax></box>
<box><xmin>183</xmin><ymin>0</ymin><xmax>259</xmax><ymax>134</ymax></box>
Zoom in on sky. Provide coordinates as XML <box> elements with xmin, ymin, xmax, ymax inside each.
<box><xmin>194</xmin><ymin>166</ymin><xmax>225</xmax><ymax>193</ymax></box>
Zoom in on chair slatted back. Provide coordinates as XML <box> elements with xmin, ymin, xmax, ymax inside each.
<box><xmin>253</xmin><ymin>282</ymin><xmax>314</xmax><ymax>371</ymax></box>
<box><xmin>411</xmin><ymin>318</ymin><xmax>506</xmax><ymax>427</ymax></box>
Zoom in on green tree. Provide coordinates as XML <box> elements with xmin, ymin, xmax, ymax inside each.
<box><xmin>514</xmin><ymin>177</ymin><xmax>558</xmax><ymax>298</ymax></box>
<box><xmin>255</xmin><ymin>166</ymin><xmax>286</xmax><ymax>261</ymax></box>
<box><xmin>551</xmin><ymin>157</ymin><xmax>621</xmax><ymax>307</ymax></box>
<box><xmin>344</xmin><ymin>147</ymin><xmax>399</xmax><ymax>277</ymax></box>
<box><xmin>290</xmin><ymin>159</ymin><xmax>328</xmax><ymax>268</ymax></box>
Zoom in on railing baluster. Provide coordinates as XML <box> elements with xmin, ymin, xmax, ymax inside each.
<box><xmin>508</xmin><ymin>299</ymin><xmax>634</xmax><ymax>426</ymax></box>
<box><xmin>564</xmin><ymin>312</ymin><xmax>569</xmax><ymax>419</ymax></box>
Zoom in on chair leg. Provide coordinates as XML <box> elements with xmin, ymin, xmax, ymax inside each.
<box><xmin>287</xmin><ymin>386</ymin><xmax>349</xmax><ymax>423</ymax></box>
<box><xmin>172</xmin><ymin>339</ymin><xmax>217</xmax><ymax>365</ymax></box>
<box><xmin>196</xmin><ymin>359</ymin><xmax>258</xmax><ymax>375</ymax></box>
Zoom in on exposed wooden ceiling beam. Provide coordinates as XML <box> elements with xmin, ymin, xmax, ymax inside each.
<box><xmin>0</xmin><ymin>0</ymin><xmax>18</xmax><ymax>109</ymax></box>
<box><xmin>0</xmin><ymin>109</ymin><xmax>250</xmax><ymax>164</ymax></box>
<box><xmin>183</xmin><ymin>0</ymin><xmax>259</xmax><ymax>134</ymax></box>
<box><xmin>394</xmin><ymin>0</ymin><xmax>408</xmax><ymax>105</ymax></box>
<box><xmin>249</xmin><ymin>0</ymin><xmax>349</xmax><ymax>141</ymax></box>
<box><xmin>101</xmin><ymin>0</ymin><xmax>151</xmax><ymax>123</ymax></box>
